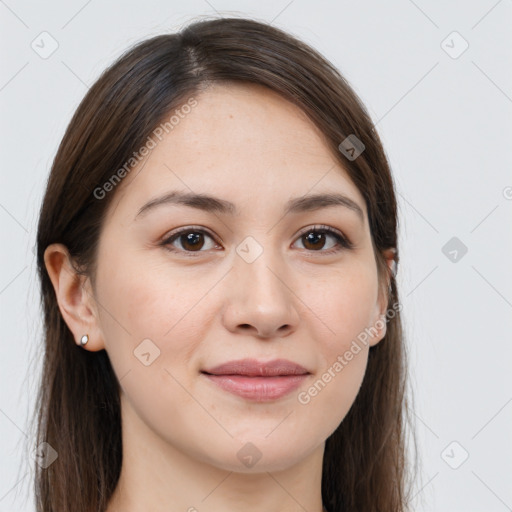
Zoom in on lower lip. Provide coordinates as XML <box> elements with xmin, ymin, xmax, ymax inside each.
<box><xmin>202</xmin><ymin>373</ymin><xmax>309</xmax><ymax>402</ymax></box>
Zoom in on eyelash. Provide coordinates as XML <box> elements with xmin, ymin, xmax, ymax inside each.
<box><xmin>160</xmin><ymin>224</ymin><xmax>354</xmax><ymax>258</ymax></box>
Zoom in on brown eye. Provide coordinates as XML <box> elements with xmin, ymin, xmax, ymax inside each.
<box><xmin>301</xmin><ymin>231</ymin><xmax>329</xmax><ymax>251</ymax></box>
<box><xmin>178</xmin><ymin>232</ymin><xmax>205</xmax><ymax>251</ymax></box>
<box><xmin>162</xmin><ymin>228</ymin><xmax>218</xmax><ymax>255</ymax></box>
<box><xmin>293</xmin><ymin>225</ymin><xmax>353</xmax><ymax>254</ymax></box>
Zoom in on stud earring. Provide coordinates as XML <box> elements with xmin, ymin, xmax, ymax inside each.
<box><xmin>80</xmin><ymin>334</ymin><xmax>89</xmax><ymax>346</ymax></box>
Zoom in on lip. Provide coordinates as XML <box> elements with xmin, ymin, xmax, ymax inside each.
<box><xmin>202</xmin><ymin>358</ymin><xmax>310</xmax><ymax>377</ymax></box>
<box><xmin>201</xmin><ymin>358</ymin><xmax>311</xmax><ymax>402</ymax></box>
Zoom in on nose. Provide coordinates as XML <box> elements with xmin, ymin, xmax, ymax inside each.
<box><xmin>221</xmin><ymin>247</ymin><xmax>300</xmax><ymax>339</ymax></box>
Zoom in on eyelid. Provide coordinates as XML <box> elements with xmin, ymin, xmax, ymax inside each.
<box><xmin>162</xmin><ymin>224</ymin><xmax>217</xmax><ymax>240</ymax></box>
<box><xmin>295</xmin><ymin>224</ymin><xmax>349</xmax><ymax>243</ymax></box>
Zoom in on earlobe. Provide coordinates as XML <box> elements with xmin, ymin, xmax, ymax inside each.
<box><xmin>43</xmin><ymin>243</ymin><xmax>104</xmax><ymax>351</ymax></box>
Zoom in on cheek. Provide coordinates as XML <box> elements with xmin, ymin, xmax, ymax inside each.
<box><xmin>298</xmin><ymin>265</ymin><xmax>375</xmax><ymax>418</ymax></box>
<box><xmin>95</xmin><ymin>250</ymin><xmax>217</xmax><ymax>378</ymax></box>
<box><xmin>304</xmin><ymin>266</ymin><xmax>378</xmax><ymax>353</ymax></box>
<box><xmin>302</xmin><ymin>348</ymin><xmax>369</xmax><ymax>443</ymax></box>
<box><xmin>299</xmin><ymin>296</ymin><xmax>371</xmax><ymax>437</ymax></box>
<box><xmin>94</xmin><ymin>255</ymin><xmax>207</xmax><ymax>430</ymax></box>
<box><xmin>98</xmin><ymin>246</ymin><xmax>194</xmax><ymax>335</ymax></box>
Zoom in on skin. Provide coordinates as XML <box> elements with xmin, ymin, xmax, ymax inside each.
<box><xmin>45</xmin><ymin>82</ymin><xmax>395</xmax><ymax>512</ymax></box>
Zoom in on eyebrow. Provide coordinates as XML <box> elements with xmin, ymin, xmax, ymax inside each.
<box><xmin>134</xmin><ymin>190</ymin><xmax>365</xmax><ymax>222</ymax></box>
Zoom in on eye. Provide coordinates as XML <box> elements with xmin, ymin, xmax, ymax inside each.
<box><xmin>160</xmin><ymin>224</ymin><xmax>354</xmax><ymax>257</ymax></box>
<box><xmin>161</xmin><ymin>226</ymin><xmax>219</xmax><ymax>256</ymax></box>
<box><xmin>292</xmin><ymin>224</ymin><xmax>354</xmax><ymax>254</ymax></box>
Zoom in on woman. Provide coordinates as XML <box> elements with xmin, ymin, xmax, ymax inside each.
<box><xmin>34</xmin><ymin>16</ymin><xmax>412</xmax><ymax>512</ymax></box>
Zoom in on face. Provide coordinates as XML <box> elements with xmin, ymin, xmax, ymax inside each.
<box><xmin>73</xmin><ymin>83</ymin><xmax>390</xmax><ymax>472</ymax></box>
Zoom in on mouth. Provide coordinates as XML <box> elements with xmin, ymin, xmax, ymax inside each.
<box><xmin>202</xmin><ymin>358</ymin><xmax>310</xmax><ymax>377</ymax></box>
<box><xmin>200</xmin><ymin>358</ymin><xmax>311</xmax><ymax>402</ymax></box>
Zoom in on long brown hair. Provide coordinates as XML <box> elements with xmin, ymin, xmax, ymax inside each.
<box><xmin>33</xmin><ymin>16</ymin><xmax>413</xmax><ymax>512</ymax></box>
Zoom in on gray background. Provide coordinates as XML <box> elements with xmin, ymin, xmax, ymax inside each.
<box><xmin>1</xmin><ymin>1</ymin><xmax>511</xmax><ymax>510</ymax></box>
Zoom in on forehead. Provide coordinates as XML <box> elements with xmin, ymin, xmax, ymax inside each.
<box><xmin>105</xmin><ymin>82</ymin><xmax>365</xmax><ymax>221</ymax></box>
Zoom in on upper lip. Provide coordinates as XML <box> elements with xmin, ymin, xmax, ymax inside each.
<box><xmin>202</xmin><ymin>358</ymin><xmax>310</xmax><ymax>377</ymax></box>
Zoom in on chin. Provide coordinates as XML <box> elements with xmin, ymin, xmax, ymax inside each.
<box><xmin>197</xmin><ymin>436</ymin><xmax>317</xmax><ymax>474</ymax></box>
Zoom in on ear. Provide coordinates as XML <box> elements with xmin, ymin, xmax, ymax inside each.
<box><xmin>43</xmin><ymin>243</ymin><xmax>105</xmax><ymax>352</ymax></box>
<box><xmin>368</xmin><ymin>247</ymin><xmax>397</xmax><ymax>347</ymax></box>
